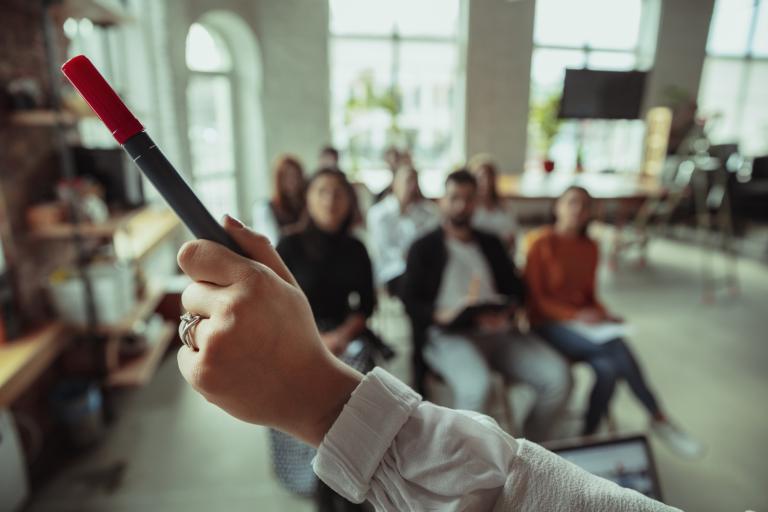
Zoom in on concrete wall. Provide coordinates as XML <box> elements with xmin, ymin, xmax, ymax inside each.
<box><xmin>0</xmin><ymin>1</ymin><xmax>73</xmax><ymax>325</ymax></box>
<box><xmin>256</xmin><ymin>0</ymin><xmax>331</xmax><ymax>172</ymax></box>
<box><xmin>643</xmin><ymin>0</ymin><xmax>715</xmax><ymax>109</ymax></box>
<box><xmin>464</xmin><ymin>0</ymin><xmax>536</xmax><ymax>174</ymax></box>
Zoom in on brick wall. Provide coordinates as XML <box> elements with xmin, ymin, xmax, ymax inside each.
<box><xmin>0</xmin><ymin>0</ymin><xmax>70</xmax><ymax>327</ymax></box>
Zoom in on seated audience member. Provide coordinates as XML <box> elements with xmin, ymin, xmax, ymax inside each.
<box><xmin>401</xmin><ymin>169</ymin><xmax>571</xmax><ymax>441</ymax></box>
<box><xmin>275</xmin><ymin>168</ymin><xmax>381</xmax><ymax>511</ymax></box>
<box><xmin>468</xmin><ymin>154</ymin><xmax>518</xmax><ymax>252</ymax></box>
<box><xmin>367</xmin><ymin>164</ymin><xmax>439</xmax><ymax>297</ymax></box>
<box><xmin>525</xmin><ymin>186</ymin><xmax>704</xmax><ymax>457</ymax></box>
<box><xmin>374</xmin><ymin>145</ymin><xmax>404</xmax><ymax>203</ymax></box>
<box><xmin>252</xmin><ymin>154</ymin><xmax>306</xmax><ymax>245</ymax></box>
<box><xmin>318</xmin><ymin>145</ymin><xmax>340</xmax><ymax>170</ymax></box>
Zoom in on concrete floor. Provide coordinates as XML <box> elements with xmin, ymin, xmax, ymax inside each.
<box><xmin>26</xmin><ymin>237</ymin><xmax>768</xmax><ymax>511</ymax></box>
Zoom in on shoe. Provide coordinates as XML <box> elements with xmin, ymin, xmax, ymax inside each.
<box><xmin>651</xmin><ymin>420</ymin><xmax>706</xmax><ymax>459</ymax></box>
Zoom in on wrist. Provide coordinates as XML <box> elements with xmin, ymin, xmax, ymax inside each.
<box><xmin>300</xmin><ymin>356</ymin><xmax>363</xmax><ymax>447</ymax></box>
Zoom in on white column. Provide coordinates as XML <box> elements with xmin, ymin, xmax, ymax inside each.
<box><xmin>257</xmin><ymin>0</ymin><xmax>332</xmax><ymax>169</ymax></box>
<box><xmin>464</xmin><ymin>0</ymin><xmax>536</xmax><ymax>173</ymax></box>
<box><xmin>643</xmin><ymin>0</ymin><xmax>715</xmax><ymax>110</ymax></box>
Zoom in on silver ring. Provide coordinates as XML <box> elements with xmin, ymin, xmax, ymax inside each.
<box><xmin>179</xmin><ymin>312</ymin><xmax>202</xmax><ymax>350</ymax></box>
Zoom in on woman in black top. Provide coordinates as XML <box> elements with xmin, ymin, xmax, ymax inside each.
<box><xmin>277</xmin><ymin>168</ymin><xmax>375</xmax><ymax>354</ymax></box>
<box><xmin>273</xmin><ymin>168</ymin><xmax>376</xmax><ymax>512</ymax></box>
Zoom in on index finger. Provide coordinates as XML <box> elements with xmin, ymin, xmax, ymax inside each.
<box><xmin>177</xmin><ymin>239</ymin><xmax>257</xmax><ymax>286</ymax></box>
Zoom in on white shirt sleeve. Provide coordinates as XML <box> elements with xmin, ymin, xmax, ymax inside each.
<box><xmin>313</xmin><ymin>368</ymin><xmax>681</xmax><ymax>512</ymax></box>
<box><xmin>366</xmin><ymin>197</ymin><xmax>408</xmax><ymax>286</ymax></box>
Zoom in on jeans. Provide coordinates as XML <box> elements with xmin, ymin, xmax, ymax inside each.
<box><xmin>424</xmin><ymin>326</ymin><xmax>572</xmax><ymax>441</ymax></box>
<box><xmin>537</xmin><ymin>323</ymin><xmax>661</xmax><ymax>435</ymax></box>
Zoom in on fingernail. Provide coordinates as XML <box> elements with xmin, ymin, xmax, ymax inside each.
<box><xmin>223</xmin><ymin>214</ymin><xmax>244</xmax><ymax>228</ymax></box>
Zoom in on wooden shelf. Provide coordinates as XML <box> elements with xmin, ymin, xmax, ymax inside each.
<box><xmin>114</xmin><ymin>207</ymin><xmax>181</xmax><ymax>261</ymax></box>
<box><xmin>94</xmin><ymin>286</ymin><xmax>165</xmax><ymax>336</ymax></box>
<box><xmin>107</xmin><ymin>321</ymin><xmax>175</xmax><ymax>387</ymax></box>
<box><xmin>29</xmin><ymin>208</ymin><xmax>140</xmax><ymax>240</ymax></box>
<box><xmin>10</xmin><ymin>110</ymin><xmax>79</xmax><ymax>127</ymax></box>
<box><xmin>29</xmin><ymin>206</ymin><xmax>180</xmax><ymax>254</ymax></box>
<box><xmin>0</xmin><ymin>323</ymin><xmax>72</xmax><ymax>406</ymax></box>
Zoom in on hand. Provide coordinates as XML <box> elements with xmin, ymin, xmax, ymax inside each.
<box><xmin>176</xmin><ymin>215</ymin><xmax>362</xmax><ymax>447</ymax></box>
<box><xmin>475</xmin><ymin>311</ymin><xmax>511</xmax><ymax>333</ymax></box>
<box><xmin>434</xmin><ymin>306</ymin><xmax>462</xmax><ymax>326</ymax></box>
<box><xmin>575</xmin><ymin>308</ymin><xmax>606</xmax><ymax>324</ymax></box>
<box><xmin>434</xmin><ymin>297</ymin><xmax>476</xmax><ymax>326</ymax></box>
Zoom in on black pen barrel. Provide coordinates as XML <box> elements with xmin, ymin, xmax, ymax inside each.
<box><xmin>123</xmin><ymin>131</ymin><xmax>245</xmax><ymax>257</ymax></box>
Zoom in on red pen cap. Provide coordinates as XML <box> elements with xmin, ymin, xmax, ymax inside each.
<box><xmin>61</xmin><ymin>55</ymin><xmax>144</xmax><ymax>144</ymax></box>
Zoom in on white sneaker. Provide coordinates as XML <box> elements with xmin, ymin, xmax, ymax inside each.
<box><xmin>651</xmin><ymin>420</ymin><xmax>706</xmax><ymax>459</ymax></box>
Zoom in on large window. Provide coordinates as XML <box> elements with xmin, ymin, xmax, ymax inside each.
<box><xmin>528</xmin><ymin>0</ymin><xmax>654</xmax><ymax>173</ymax></box>
<box><xmin>698</xmin><ymin>0</ymin><xmax>768</xmax><ymax>156</ymax></box>
<box><xmin>329</xmin><ymin>0</ymin><xmax>464</xmax><ymax>192</ymax></box>
<box><xmin>185</xmin><ymin>23</ymin><xmax>239</xmax><ymax>219</ymax></box>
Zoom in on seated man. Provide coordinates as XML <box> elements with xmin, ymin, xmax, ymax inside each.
<box><xmin>367</xmin><ymin>164</ymin><xmax>439</xmax><ymax>297</ymax></box>
<box><xmin>401</xmin><ymin>169</ymin><xmax>571</xmax><ymax>441</ymax></box>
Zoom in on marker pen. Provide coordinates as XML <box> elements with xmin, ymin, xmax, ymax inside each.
<box><xmin>61</xmin><ymin>55</ymin><xmax>245</xmax><ymax>257</ymax></box>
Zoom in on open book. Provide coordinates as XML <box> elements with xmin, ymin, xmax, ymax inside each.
<box><xmin>565</xmin><ymin>321</ymin><xmax>632</xmax><ymax>344</ymax></box>
<box><xmin>446</xmin><ymin>296</ymin><xmax>514</xmax><ymax>330</ymax></box>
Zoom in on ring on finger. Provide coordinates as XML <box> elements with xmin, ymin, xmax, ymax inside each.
<box><xmin>179</xmin><ymin>312</ymin><xmax>203</xmax><ymax>350</ymax></box>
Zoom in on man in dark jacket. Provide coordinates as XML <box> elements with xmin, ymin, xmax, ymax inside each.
<box><xmin>401</xmin><ymin>169</ymin><xmax>571</xmax><ymax>441</ymax></box>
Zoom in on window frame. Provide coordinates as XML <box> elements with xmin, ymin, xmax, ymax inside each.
<box><xmin>699</xmin><ymin>0</ymin><xmax>768</xmax><ymax>155</ymax></box>
<box><xmin>184</xmin><ymin>23</ymin><xmax>242</xmax><ymax>218</ymax></box>
<box><xmin>328</xmin><ymin>0</ymin><xmax>466</xmax><ymax>190</ymax></box>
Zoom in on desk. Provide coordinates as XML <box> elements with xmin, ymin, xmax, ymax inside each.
<box><xmin>0</xmin><ymin>323</ymin><xmax>71</xmax><ymax>407</ymax></box>
<box><xmin>497</xmin><ymin>172</ymin><xmax>663</xmax><ymax>201</ymax></box>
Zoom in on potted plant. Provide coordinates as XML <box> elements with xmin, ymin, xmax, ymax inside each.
<box><xmin>343</xmin><ymin>71</ymin><xmax>402</xmax><ymax>177</ymax></box>
<box><xmin>530</xmin><ymin>93</ymin><xmax>562</xmax><ymax>173</ymax></box>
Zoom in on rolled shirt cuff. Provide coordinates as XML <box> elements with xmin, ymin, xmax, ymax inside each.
<box><xmin>312</xmin><ymin>367</ymin><xmax>422</xmax><ymax>503</ymax></box>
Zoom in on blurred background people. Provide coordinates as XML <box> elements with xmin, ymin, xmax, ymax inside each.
<box><xmin>374</xmin><ymin>146</ymin><xmax>413</xmax><ymax>203</ymax></box>
<box><xmin>252</xmin><ymin>154</ymin><xmax>307</xmax><ymax>245</ymax></box>
<box><xmin>401</xmin><ymin>169</ymin><xmax>572</xmax><ymax>441</ymax></box>
<box><xmin>367</xmin><ymin>164</ymin><xmax>438</xmax><ymax>297</ymax></box>
<box><xmin>318</xmin><ymin>145</ymin><xmax>341</xmax><ymax>170</ymax></box>
<box><xmin>468</xmin><ymin>154</ymin><xmax>519</xmax><ymax>253</ymax></box>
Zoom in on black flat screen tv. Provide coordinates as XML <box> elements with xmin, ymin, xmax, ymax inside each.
<box><xmin>559</xmin><ymin>69</ymin><xmax>647</xmax><ymax>120</ymax></box>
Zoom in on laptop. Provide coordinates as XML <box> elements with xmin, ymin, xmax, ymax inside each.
<box><xmin>548</xmin><ymin>434</ymin><xmax>663</xmax><ymax>501</ymax></box>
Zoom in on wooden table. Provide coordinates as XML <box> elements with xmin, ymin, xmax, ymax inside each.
<box><xmin>0</xmin><ymin>323</ymin><xmax>71</xmax><ymax>407</ymax></box>
<box><xmin>497</xmin><ymin>172</ymin><xmax>663</xmax><ymax>201</ymax></box>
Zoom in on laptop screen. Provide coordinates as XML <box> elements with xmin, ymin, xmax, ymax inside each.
<box><xmin>552</xmin><ymin>435</ymin><xmax>662</xmax><ymax>501</ymax></box>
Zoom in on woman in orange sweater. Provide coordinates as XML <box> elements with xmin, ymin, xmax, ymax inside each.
<box><xmin>525</xmin><ymin>186</ymin><xmax>702</xmax><ymax>457</ymax></box>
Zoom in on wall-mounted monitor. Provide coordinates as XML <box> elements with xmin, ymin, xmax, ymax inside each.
<box><xmin>559</xmin><ymin>69</ymin><xmax>648</xmax><ymax>120</ymax></box>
